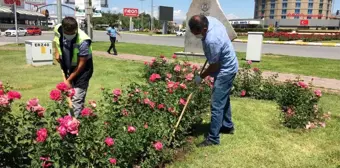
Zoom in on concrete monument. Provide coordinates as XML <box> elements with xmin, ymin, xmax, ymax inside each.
<box><xmin>184</xmin><ymin>0</ymin><xmax>237</xmax><ymax>54</ymax></box>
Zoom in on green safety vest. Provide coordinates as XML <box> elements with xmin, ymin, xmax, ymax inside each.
<box><xmin>53</xmin><ymin>24</ymin><xmax>92</xmax><ymax>66</ymax></box>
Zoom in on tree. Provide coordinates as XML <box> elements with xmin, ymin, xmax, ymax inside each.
<box><xmin>182</xmin><ymin>20</ymin><xmax>186</xmax><ymax>29</ymax></box>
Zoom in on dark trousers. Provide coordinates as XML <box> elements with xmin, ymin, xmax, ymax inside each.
<box><xmin>207</xmin><ymin>73</ymin><xmax>236</xmax><ymax>144</ymax></box>
<box><xmin>108</xmin><ymin>37</ymin><xmax>117</xmax><ymax>54</ymax></box>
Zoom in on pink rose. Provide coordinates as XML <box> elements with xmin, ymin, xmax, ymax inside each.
<box><xmin>135</xmin><ymin>88</ymin><xmax>141</xmax><ymax>93</ymax></box>
<box><xmin>149</xmin><ymin>61</ymin><xmax>154</xmax><ymax>67</ymax></box>
<box><xmin>49</xmin><ymin>89</ymin><xmax>62</xmax><ymax>101</ymax></box>
<box><xmin>166</xmin><ymin>73</ymin><xmax>172</xmax><ymax>79</ymax></box>
<box><xmin>179</xmin><ymin>98</ymin><xmax>186</xmax><ymax>106</ymax></box>
<box><xmin>105</xmin><ymin>137</ymin><xmax>115</xmax><ymax>147</ymax></box>
<box><xmin>113</xmin><ymin>89</ymin><xmax>122</xmax><ymax>97</ymax></box>
<box><xmin>65</xmin><ymin>118</ymin><xmax>80</xmax><ymax>135</ymax></box>
<box><xmin>7</xmin><ymin>90</ymin><xmax>21</xmax><ymax>100</ymax></box>
<box><xmin>253</xmin><ymin>67</ymin><xmax>260</xmax><ymax>72</ymax></box>
<box><xmin>40</xmin><ymin>156</ymin><xmax>52</xmax><ymax>168</ymax></box>
<box><xmin>0</xmin><ymin>81</ymin><xmax>3</xmax><ymax>89</ymax></box>
<box><xmin>128</xmin><ymin>126</ymin><xmax>136</xmax><ymax>133</ymax></box>
<box><xmin>162</xmin><ymin>57</ymin><xmax>167</xmax><ymax>63</ymax></box>
<box><xmin>0</xmin><ymin>95</ymin><xmax>10</xmax><ymax>107</ymax></box>
<box><xmin>247</xmin><ymin>60</ymin><xmax>252</xmax><ymax>65</ymax></box>
<box><xmin>240</xmin><ymin>90</ymin><xmax>246</xmax><ymax>97</ymax></box>
<box><xmin>172</xmin><ymin>54</ymin><xmax>177</xmax><ymax>59</ymax></box>
<box><xmin>153</xmin><ymin>141</ymin><xmax>163</xmax><ymax>151</ymax></box>
<box><xmin>314</xmin><ymin>90</ymin><xmax>322</xmax><ymax>97</ymax></box>
<box><xmin>81</xmin><ymin>108</ymin><xmax>93</xmax><ymax>117</ymax></box>
<box><xmin>180</xmin><ymin>83</ymin><xmax>187</xmax><ymax>89</ymax></box>
<box><xmin>27</xmin><ymin>98</ymin><xmax>39</xmax><ymax>107</ymax></box>
<box><xmin>152</xmin><ymin>58</ymin><xmax>156</xmax><ymax>62</ymax></box>
<box><xmin>0</xmin><ymin>90</ymin><xmax>4</xmax><ymax>96</ymax></box>
<box><xmin>174</xmin><ymin>65</ymin><xmax>181</xmax><ymax>72</ymax></box>
<box><xmin>158</xmin><ymin>104</ymin><xmax>165</xmax><ymax>110</ymax></box>
<box><xmin>144</xmin><ymin>98</ymin><xmax>150</xmax><ymax>104</ymax></box>
<box><xmin>109</xmin><ymin>158</ymin><xmax>117</xmax><ymax>165</ymax></box>
<box><xmin>167</xmin><ymin>81</ymin><xmax>179</xmax><ymax>89</ymax></box>
<box><xmin>121</xmin><ymin>109</ymin><xmax>129</xmax><ymax>116</ymax></box>
<box><xmin>191</xmin><ymin>64</ymin><xmax>199</xmax><ymax>71</ymax></box>
<box><xmin>36</xmin><ymin>128</ymin><xmax>48</xmax><ymax>143</ymax></box>
<box><xmin>144</xmin><ymin>61</ymin><xmax>149</xmax><ymax>65</ymax></box>
<box><xmin>185</xmin><ymin>73</ymin><xmax>194</xmax><ymax>81</ymax></box>
<box><xmin>56</xmin><ymin>82</ymin><xmax>69</xmax><ymax>91</ymax></box>
<box><xmin>149</xmin><ymin>101</ymin><xmax>155</xmax><ymax>109</ymax></box>
<box><xmin>297</xmin><ymin>81</ymin><xmax>308</xmax><ymax>89</ymax></box>
<box><xmin>168</xmin><ymin>107</ymin><xmax>175</xmax><ymax>113</ymax></box>
<box><xmin>319</xmin><ymin>122</ymin><xmax>326</xmax><ymax>128</ymax></box>
<box><xmin>88</xmin><ymin>100</ymin><xmax>97</xmax><ymax>108</ymax></box>
<box><xmin>57</xmin><ymin>126</ymin><xmax>67</xmax><ymax>138</ymax></box>
<box><xmin>144</xmin><ymin>122</ymin><xmax>148</xmax><ymax>129</ymax></box>
<box><xmin>67</xmin><ymin>88</ymin><xmax>75</xmax><ymax>98</ymax></box>
<box><xmin>149</xmin><ymin>73</ymin><xmax>161</xmax><ymax>82</ymax></box>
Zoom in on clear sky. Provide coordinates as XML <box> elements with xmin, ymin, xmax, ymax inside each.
<box><xmin>49</xmin><ymin>0</ymin><xmax>340</xmax><ymax>22</ymax></box>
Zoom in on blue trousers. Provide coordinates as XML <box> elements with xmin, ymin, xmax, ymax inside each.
<box><xmin>207</xmin><ymin>73</ymin><xmax>236</xmax><ymax>144</ymax></box>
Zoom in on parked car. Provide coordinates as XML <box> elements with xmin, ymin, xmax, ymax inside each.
<box><xmin>26</xmin><ymin>27</ymin><xmax>42</xmax><ymax>36</ymax></box>
<box><xmin>5</xmin><ymin>27</ymin><xmax>27</xmax><ymax>37</ymax></box>
<box><xmin>176</xmin><ymin>29</ymin><xmax>186</xmax><ymax>36</ymax></box>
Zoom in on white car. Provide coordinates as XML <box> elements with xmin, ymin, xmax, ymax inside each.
<box><xmin>176</xmin><ymin>29</ymin><xmax>186</xmax><ymax>36</ymax></box>
<box><xmin>5</xmin><ymin>27</ymin><xmax>27</xmax><ymax>37</ymax></box>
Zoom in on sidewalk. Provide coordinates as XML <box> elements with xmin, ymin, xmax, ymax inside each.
<box><xmin>92</xmin><ymin>51</ymin><xmax>340</xmax><ymax>92</ymax></box>
<box><xmin>234</xmin><ymin>39</ymin><xmax>340</xmax><ymax>47</ymax></box>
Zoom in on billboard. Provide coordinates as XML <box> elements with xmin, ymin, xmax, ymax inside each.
<box><xmin>159</xmin><ymin>6</ymin><xmax>173</xmax><ymax>21</ymax></box>
<box><xmin>64</xmin><ymin>0</ymin><xmax>108</xmax><ymax>8</ymax></box>
<box><xmin>75</xmin><ymin>0</ymin><xmax>85</xmax><ymax>17</ymax></box>
<box><xmin>92</xmin><ymin>0</ymin><xmax>102</xmax><ymax>17</ymax></box>
<box><xmin>123</xmin><ymin>8</ymin><xmax>139</xmax><ymax>17</ymax></box>
<box><xmin>0</xmin><ymin>0</ymin><xmax>25</xmax><ymax>8</ymax></box>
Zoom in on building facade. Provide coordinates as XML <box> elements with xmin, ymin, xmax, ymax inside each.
<box><xmin>254</xmin><ymin>0</ymin><xmax>334</xmax><ymax>20</ymax></box>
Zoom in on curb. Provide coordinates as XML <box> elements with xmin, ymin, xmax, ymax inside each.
<box><xmin>233</xmin><ymin>39</ymin><xmax>340</xmax><ymax>47</ymax></box>
<box><xmin>120</xmin><ymin>32</ymin><xmax>176</xmax><ymax>37</ymax></box>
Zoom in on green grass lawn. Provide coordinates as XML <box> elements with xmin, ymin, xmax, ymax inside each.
<box><xmin>1</xmin><ymin>50</ymin><xmax>339</xmax><ymax>167</ymax></box>
<box><xmin>2</xmin><ymin>42</ymin><xmax>340</xmax><ymax>79</ymax></box>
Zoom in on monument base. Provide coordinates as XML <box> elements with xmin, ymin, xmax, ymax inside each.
<box><xmin>174</xmin><ymin>52</ymin><xmax>205</xmax><ymax>57</ymax></box>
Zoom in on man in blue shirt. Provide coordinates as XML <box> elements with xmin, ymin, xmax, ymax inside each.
<box><xmin>189</xmin><ymin>15</ymin><xmax>239</xmax><ymax>147</ymax></box>
<box><xmin>107</xmin><ymin>24</ymin><xmax>121</xmax><ymax>55</ymax></box>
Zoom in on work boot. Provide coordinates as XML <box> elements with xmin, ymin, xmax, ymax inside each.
<box><xmin>219</xmin><ymin>127</ymin><xmax>234</xmax><ymax>134</ymax></box>
<box><xmin>197</xmin><ymin>139</ymin><xmax>218</xmax><ymax>147</ymax></box>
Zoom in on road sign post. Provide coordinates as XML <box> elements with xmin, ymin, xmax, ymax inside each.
<box><xmin>123</xmin><ymin>8</ymin><xmax>139</xmax><ymax>32</ymax></box>
<box><xmin>14</xmin><ymin>1</ymin><xmax>18</xmax><ymax>44</ymax></box>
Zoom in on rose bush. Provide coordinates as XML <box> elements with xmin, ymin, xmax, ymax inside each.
<box><xmin>264</xmin><ymin>32</ymin><xmax>340</xmax><ymax>42</ymax></box>
<box><xmin>0</xmin><ymin>54</ymin><xmax>331</xmax><ymax>167</ymax></box>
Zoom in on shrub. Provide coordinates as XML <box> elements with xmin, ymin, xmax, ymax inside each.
<box><xmin>277</xmin><ymin>79</ymin><xmax>329</xmax><ymax>129</ymax></box>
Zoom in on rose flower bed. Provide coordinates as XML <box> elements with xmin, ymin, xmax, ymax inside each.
<box><xmin>0</xmin><ymin>55</ymin><xmax>331</xmax><ymax>167</ymax></box>
<box><xmin>264</xmin><ymin>32</ymin><xmax>340</xmax><ymax>42</ymax></box>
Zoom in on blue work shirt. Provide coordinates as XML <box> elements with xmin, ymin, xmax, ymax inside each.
<box><xmin>202</xmin><ymin>16</ymin><xmax>238</xmax><ymax>77</ymax></box>
<box><xmin>107</xmin><ymin>27</ymin><xmax>117</xmax><ymax>37</ymax></box>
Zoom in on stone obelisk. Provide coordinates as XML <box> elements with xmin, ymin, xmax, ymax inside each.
<box><xmin>184</xmin><ymin>0</ymin><xmax>237</xmax><ymax>54</ymax></box>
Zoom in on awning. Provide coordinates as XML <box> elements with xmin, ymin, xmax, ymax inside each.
<box><xmin>0</xmin><ymin>6</ymin><xmax>45</xmax><ymax>19</ymax></box>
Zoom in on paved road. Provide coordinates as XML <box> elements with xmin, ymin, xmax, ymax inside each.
<box><xmin>0</xmin><ymin>31</ymin><xmax>339</xmax><ymax>59</ymax></box>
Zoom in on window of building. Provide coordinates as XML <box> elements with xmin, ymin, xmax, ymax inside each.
<box><xmin>309</xmin><ymin>0</ymin><xmax>313</xmax><ymax>2</ymax></box>
<box><xmin>270</xmin><ymin>0</ymin><xmax>275</xmax><ymax>2</ymax></box>
<box><xmin>307</xmin><ymin>16</ymin><xmax>312</xmax><ymax>19</ymax></box>
<box><xmin>295</xmin><ymin>9</ymin><xmax>300</xmax><ymax>14</ymax></box>
<box><xmin>308</xmin><ymin>3</ymin><xmax>313</xmax><ymax>8</ymax></box>
<box><xmin>271</xmin><ymin>3</ymin><xmax>275</xmax><ymax>9</ymax></box>
<box><xmin>319</xmin><ymin>4</ymin><xmax>323</xmax><ymax>9</ymax></box>
<box><xmin>270</xmin><ymin>10</ymin><xmax>275</xmax><ymax>15</ymax></box>
<box><xmin>262</xmin><ymin>4</ymin><xmax>265</xmax><ymax>9</ymax></box>
<box><xmin>319</xmin><ymin>10</ymin><xmax>323</xmax><ymax>14</ymax></box>
<box><xmin>282</xmin><ymin>3</ymin><xmax>287</xmax><ymax>8</ymax></box>
<box><xmin>296</xmin><ymin>3</ymin><xmax>301</xmax><ymax>8</ymax></box>
<box><xmin>270</xmin><ymin>15</ymin><xmax>274</xmax><ymax>19</ymax></box>
<box><xmin>308</xmin><ymin>9</ymin><xmax>313</xmax><ymax>14</ymax></box>
<box><xmin>281</xmin><ymin>15</ymin><xmax>286</xmax><ymax>19</ymax></box>
<box><xmin>282</xmin><ymin>0</ymin><xmax>287</xmax><ymax>1</ymax></box>
<box><xmin>282</xmin><ymin>9</ymin><xmax>287</xmax><ymax>14</ymax></box>
<box><xmin>296</xmin><ymin>0</ymin><xmax>301</xmax><ymax>1</ymax></box>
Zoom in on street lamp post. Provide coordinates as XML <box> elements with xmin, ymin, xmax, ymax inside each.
<box><xmin>151</xmin><ymin>0</ymin><xmax>154</xmax><ymax>32</ymax></box>
<box><xmin>57</xmin><ymin>0</ymin><xmax>62</xmax><ymax>24</ymax></box>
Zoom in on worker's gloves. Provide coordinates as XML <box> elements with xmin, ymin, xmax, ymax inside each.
<box><xmin>194</xmin><ymin>75</ymin><xmax>202</xmax><ymax>85</ymax></box>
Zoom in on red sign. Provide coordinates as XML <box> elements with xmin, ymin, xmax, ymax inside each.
<box><xmin>123</xmin><ymin>8</ymin><xmax>139</xmax><ymax>17</ymax></box>
<box><xmin>300</xmin><ymin>20</ymin><xmax>309</xmax><ymax>26</ymax></box>
<box><xmin>287</xmin><ymin>13</ymin><xmax>323</xmax><ymax>18</ymax></box>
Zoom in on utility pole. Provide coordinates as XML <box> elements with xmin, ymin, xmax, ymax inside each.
<box><xmin>56</xmin><ymin>0</ymin><xmax>62</xmax><ymax>24</ymax></box>
<box><xmin>151</xmin><ymin>0</ymin><xmax>154</xmax><ymax>32</ymax></box>
<box><xmin>140</xmin><ymin>0</ymin><xmax>145</xmax><ymax>30</ymax></box>
<box><xmin>13</xmin><ymin>1</ymin><xmax>18</xmax><ymax>44</ymax></box>
<box><xmin>85</xmin><ymin>0</ymin><xmax>93</xmax><ymax>39</ymax></box>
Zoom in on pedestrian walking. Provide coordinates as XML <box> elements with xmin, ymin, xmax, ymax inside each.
<box><xmin>53</xmin><ymin>17</ymin><xmax>94</xmax><ymax>118</ymax></box>
<box><xmin>107</xmin><ymin>25</ymin><xmax>121</xmax><ymax>55</ymax></box>
<box><xmin>190</xmin><ymin>15</ymin><xmax>239</xmax><ymax>147</ymax></box>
